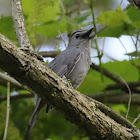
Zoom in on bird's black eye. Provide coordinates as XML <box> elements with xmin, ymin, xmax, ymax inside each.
<box><xmin>76</xmin><ymin>34</ymin><xmax>79</xmax><ymax>38</ymax></box>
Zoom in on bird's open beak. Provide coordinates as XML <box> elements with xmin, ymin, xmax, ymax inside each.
<box><xmin>82</xmin><ymin>28</ymin><xmax>94</xmax><ymax>39</ymax></box>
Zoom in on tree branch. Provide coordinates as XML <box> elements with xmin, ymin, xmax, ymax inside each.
<box><xmin>38</xmin><ymin>51</ymin><xmax>60</xmax><ymax>58</ymax></box>
<box><xmin>0</xmin><ymin>33</ymin><xmax>139</xmax><ymax>140</ymax></box>
<box><xmin>105</xmin><ymin>81</ymin><xmax>140</xmax><ymax>92</ymax></box>
<box><xmin>88</xmin><ymin>93</ymin><xmax>140</xmax><ymax>105</ymax></box>
<box><xmin>0</xmin><ymin>72</ymin><xmax>23</xmax><ymax>89</ymax></box>
<box><xmin>11</xmin><ymin>0</ymin><xmax>33</xmax><ymax>50</ymax></box>
<box><xmin>0</xmin><ymin>93</ymin><xmax>34</xmax><ymax>102</ymax></box>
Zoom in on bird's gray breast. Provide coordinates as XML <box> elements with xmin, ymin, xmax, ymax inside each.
<box><xmin>67</xmin><ymin>51</ymin><xmax>91</xmax><ymax>89</ymax></box>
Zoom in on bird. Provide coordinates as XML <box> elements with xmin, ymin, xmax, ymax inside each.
<box><xmin>25</xmin><ymin>27</ymin><xmax>94</xmax><ymax>140</ymax></box>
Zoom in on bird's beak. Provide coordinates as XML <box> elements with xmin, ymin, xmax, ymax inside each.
<box><xmin>82</xmin><ymin>28</ymin><xmax>94</xmax><ymax>39</ymax></box>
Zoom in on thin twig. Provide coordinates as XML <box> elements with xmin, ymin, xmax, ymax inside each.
<box><xmin>133</xmin><ymin>112</ymin><xmax>140</xmax><ymax>125</ymax></box>
<box><xmin>0</xmin><ymin>72</ymin><xmax>22</xmax><ymax>87</ymax></box>
<box><xmin>90</xmin><ymin>0</ymin><xmax>104</xmax><ymax>82</ymax></box>
<box><xmin>120</xmin><ymin>0</ymin><xmax>124</xmax><ymax>6</ymax></box>
<box><xmin>59</xmin><ymin>0</ymin><xmax>66</xmax><ymax>14</ymax></box>
<box><xmin>102</xmin><ymin>37</ymin><xmax>105</xmax><ymax>51</ymax></box>
<box><xmin>135</xmin><ymin>31</ymin><xmax>140</xmax><ymax>48</ymax></box>
<box><xmin>3</xmin><ymin>82</ymin><xmax>10</xmax><ymax>140</ymax></box>
<box><xmin>118</xmin><ymin>38</ymin><xmax>127</xmax><ymax>54</ymax></box>
<box><xmin>130</xmin><ymin>36</ymin><xmax>138</xmax><ymax>52</ymax></box>
<box><xmin>114</xmin><ymin>72</ymin><xmax>132</xmax><ymax>119</ymax></box>
<box><xmin>58</xmin><ymin>30</ymin><xmax>67</xmax><ymax>48</ymax></box>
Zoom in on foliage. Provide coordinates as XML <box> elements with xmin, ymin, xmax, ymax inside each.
<box><xmin>97</xmin><ymin>6</ymin><xmax>140</xmax><ymax>37</ymax></box>
<box><xmin>0</xmin><ymin>16</ymin><xmax>17</xmax><ymax>44</ymax></box>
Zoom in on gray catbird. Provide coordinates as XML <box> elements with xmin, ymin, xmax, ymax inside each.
<box><xmin>25</xmin><ymin>27</ymin><xmax>94</xmax><ymax>140</ymax></box>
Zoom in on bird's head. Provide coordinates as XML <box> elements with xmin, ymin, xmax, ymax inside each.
<box><xmin>68</xmin><ymin>28</ymin><xmax>94</xmax><ymax>49</ymax></box>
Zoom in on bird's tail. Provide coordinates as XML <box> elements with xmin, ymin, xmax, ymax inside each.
<box><xmin>25</xmin><ymin>95</ymin><xmax>46</xmax><ymax>140</ymax></box>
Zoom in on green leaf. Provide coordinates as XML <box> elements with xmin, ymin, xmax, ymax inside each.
<box><xmin>22</xmin><ymin>0</ymin><xmax>64</xmax><ymax>45</ymax></box>
<box><xmin>126</xmin><ymin>6</ymin><xmax>140</xmax><ymax>29</ymax></box>
<box><xmin>98</xmin><ymin>26</ymin><xmax>125</xmax><ymax>38</ymax></box>
<box><xmin>102</xmin><ymin>60</ymin><xmax>139</xmax><ymax>82</ymax></box>
<box><xmin>65</xmin><ymin>11</ymin><xmax>91</xmax><ymax>24</ymax></box>
<box><xmin>23</xmin><ymin>0</ymin><xmax>60</xmax><ymax>22</ymax></box>
<box><xmin>34</xmin><ymin>18</ymin><xmax>68</xmax><ymax>38</ymax></box>
<box><xmin>125</xmin><ymin>51</ymin><xmax>140</xmax><ymax>57</ymax></box>
<box><xmin>111</xmin><ymin>104</ymin><xmax>127</xmax><ymax>114</ymax></box>
<box><xmin>97</xmin><ymin>6</ymin><xmax>130</xmax><ymax>27</ymax></box>
<box><xmin>98</xmin><ymin>24</ymin><xmax>136</xmax><ymax>38</ymax></box>
<box><xmin>0</xmin><ymin>16</ymin><xmax>17</xmax><ymax>43</ymax></box>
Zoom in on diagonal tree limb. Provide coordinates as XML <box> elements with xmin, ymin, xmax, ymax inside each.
<box><xmin>11</xmin><ymin>0</ymin><xmax>33</xmax><ymax>50</ymax></box>
<box><xmin>0</xmin><ymin>33</ymin><xmax>140</xmax><ymax>140</ymax></box>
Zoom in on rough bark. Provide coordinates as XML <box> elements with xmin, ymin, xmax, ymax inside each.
<box><xmin>0</xmin><ymin>34</ymin><xmax>140</xmax><ymax>140</ymax></box>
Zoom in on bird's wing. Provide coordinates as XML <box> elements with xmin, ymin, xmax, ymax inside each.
<box><xmin>48</xmin><ymin>48</ymin><xmax>81</xmax><ymax>78</ymax></box>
